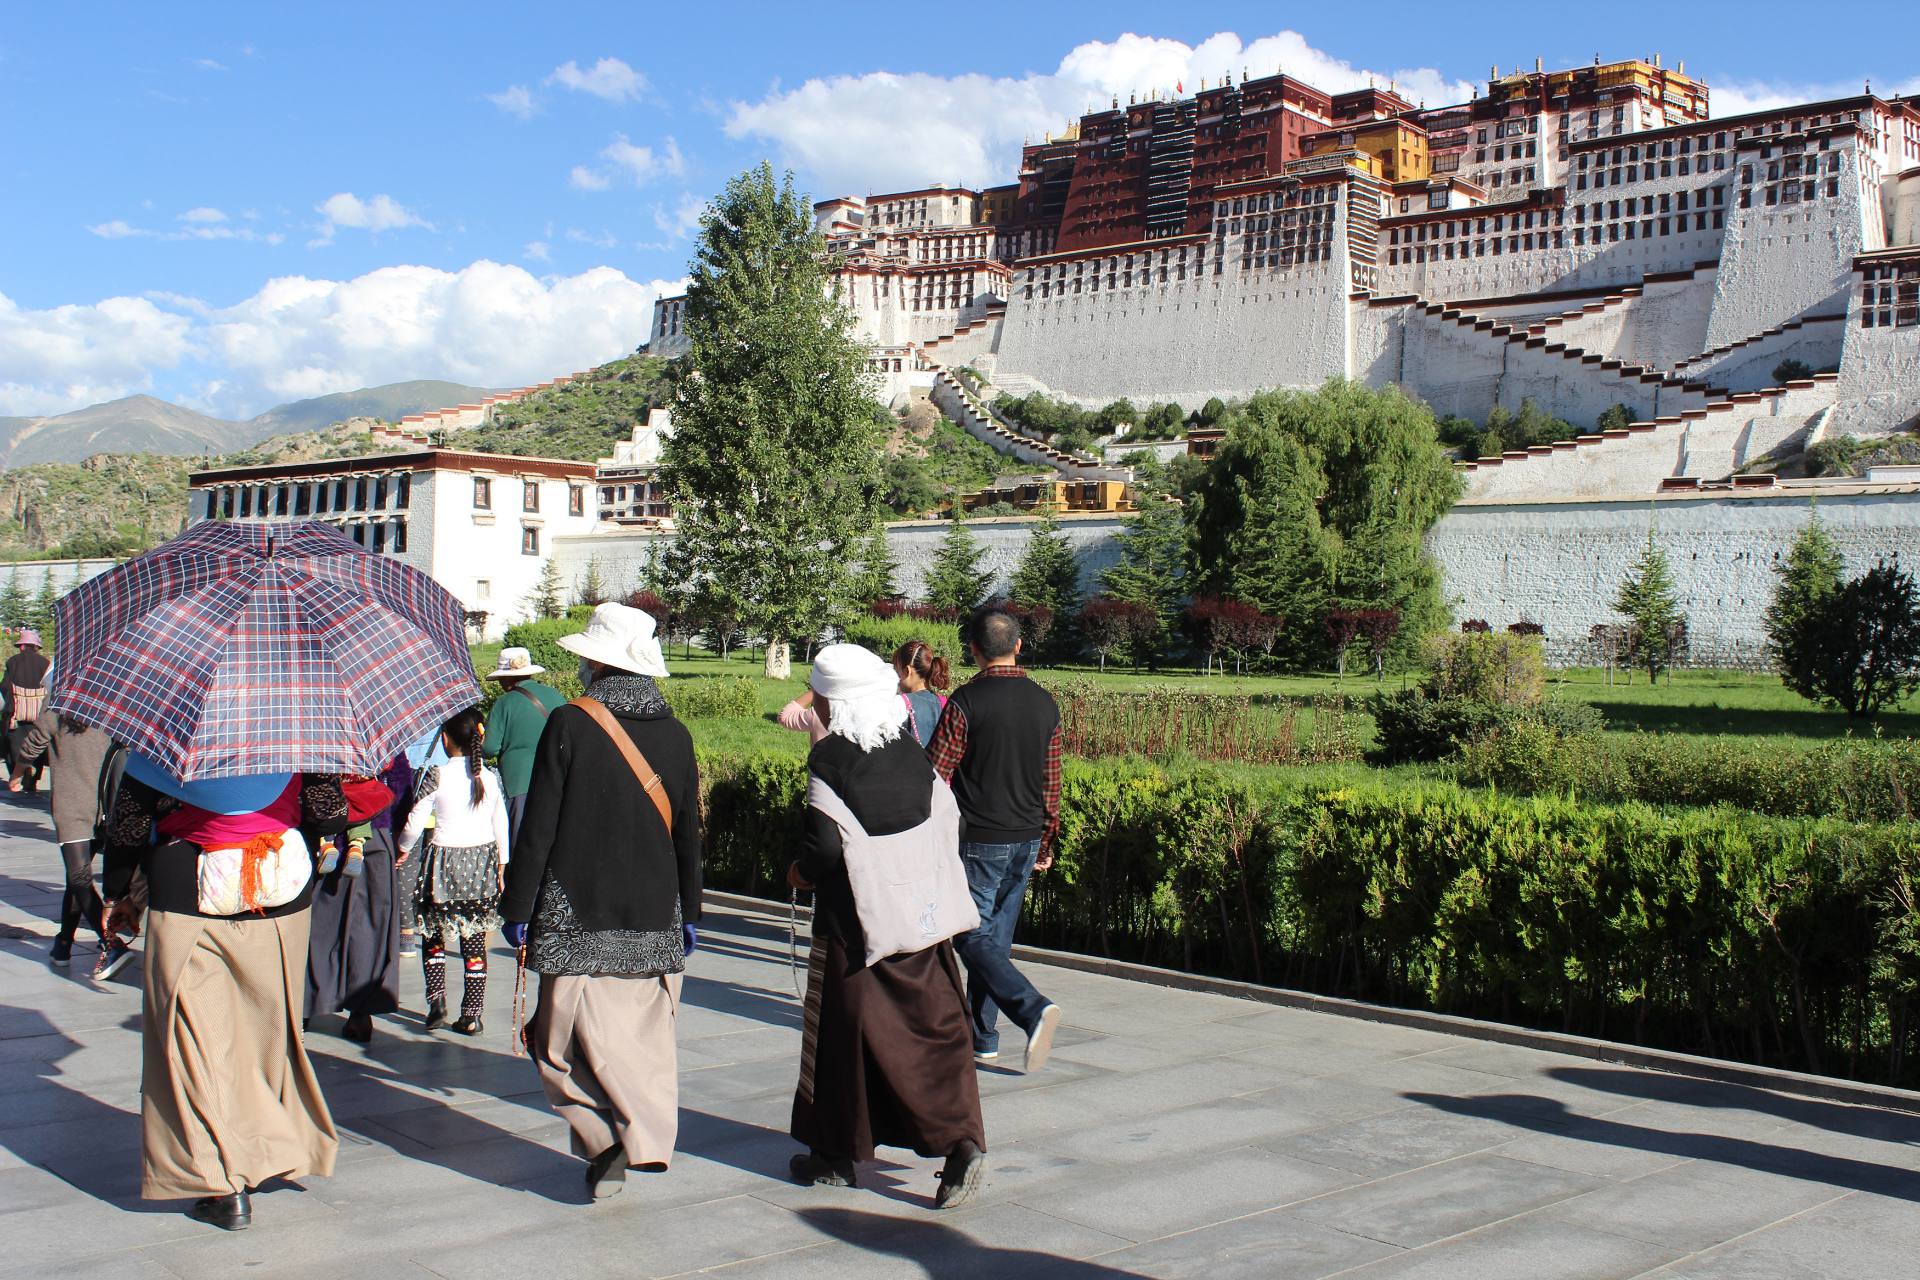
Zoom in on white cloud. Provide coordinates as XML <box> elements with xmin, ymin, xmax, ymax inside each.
<box><xmin>1</xmin><ymin>263</ymin><xmax>678</xmax><ymax>417</ymax></box>
<box><xmin>549</xmin><ymin>56</ymin><xmax>647</xmax><ymax>102</ymax></box>
<box><xmin>309</xmin><ymin>192</ymin><xmax>432</xmax><ymax>246</ymax></box>
<box><xmin>564</xmin><ymin>227</ymin><xmax>619</xmax><ymax>249</ymax></box>
<box><xmin>572</xmin><ymin>134</ymin><xmax>683</xmax><ymax>190</ymax></box>
<box><xmin>569</xmin><ymin>164</ymin><xmax>612</xmax><ymax>192</ymax></box>
<box><xmin>180</xmin><ymin>206</ymin><xmax>228</xmax><ymax>224</ymax></box>
<box><xmin>194</xmin><ymin>57</ymin><xmax>228</xmax><ymax>72</ymax></box>
<box><xmin>0</xmin><ymin>291</ymin><xmax>197</xmax><ymax>415</ymax></box>
<box><xmin>726</xmin><ymin>29</ymin><xmax>1477</xmax><ymax>194</ymax></box>
<box><xmin>202</xmin><ymin>262</ymin><xmax>674</xmax><ymax>406</ymax></box>
<box><xmin>488</xmin><ymin>84</ymin><xmax>536</xmax><ymax>118</ymax></box>
<box><xmin>89</xmin><ymin>219</ymin><xmax>141</xmax><ymax>239</ymax></box>
<box><xmin>89</xmin><ymin>213</ymin><xmax>282</xmax><ymax>245</ymax></box>
<box><xmin>652</xmin><ymin>193</ymin><xmax>705</xmax><ymax>240</ymax></box>
<box><xmin>1707</xmin><ymin>73</ymin><xmax>1920</xmax><ymax>118</ymax></box>
<box><xmin>523</xmin><ymin>240</ymin><xmax>552</xmax><ymax>262</ymax></box>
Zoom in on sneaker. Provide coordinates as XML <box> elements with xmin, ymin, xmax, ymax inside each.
<box><xmin>788</xmin><ymin>1151</ymin><xmax>858</xmax><ymax>1187</ymax></box>
<box><xmin>95</xmin><ymin>941</ymin><xmax>137</xmax><ymax>982</ymax></box>
<box><xmin>315</xmin><ymin>840</ymin><xmax>340</xmax><ymax>875</ymax></box>
<box><xmin>342</xmin><ymin>844</ymin><xmax>365</xmax><ymax>878</ymax></box>
<box><xmin>973</xmin><ymin>1049</ymin><xmax>1000</xmax><ymax>1064</ymax></box>
<box><xmin>935</xmin><ymin>1140</ymin><xmax>988</xmax><ymax>1209</ymax></box>
<box><xmin>1023</xmin><ymin>1004</ymin><xmax>1061</xmax><ymax>1075</ymax></box>
<box><xmin>49</xmin><ymin>937</ymin><xmax>73</xmax><ymax>968</ymax></box>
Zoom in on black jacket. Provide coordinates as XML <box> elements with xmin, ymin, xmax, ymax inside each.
<box><xmin>503</xmin><ymin>698</ymin><xmax>703</xmax><ymax>932</ymax></box>
<box><xmin>799</xmin><ymin>731</ymin><xmax>935</xmax><ymax>953</ymax></box>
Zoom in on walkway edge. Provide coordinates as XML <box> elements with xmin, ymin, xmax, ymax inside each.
<box><xmin>706</xmin><ymin>888</ymin><xmax>1920</xmax><ymax>1116</ymax></box>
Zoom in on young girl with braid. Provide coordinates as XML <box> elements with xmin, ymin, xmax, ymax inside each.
<box><xmin>398</xmin><ymin>707</ymin><xmax>510</xmax><ymax>1035</ymax></box>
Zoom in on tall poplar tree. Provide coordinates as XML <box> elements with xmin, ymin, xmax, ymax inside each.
<box><xmin>660</xmin><ymin>164</ymin><xmax>883</xmax><ymax>678</ymax></box>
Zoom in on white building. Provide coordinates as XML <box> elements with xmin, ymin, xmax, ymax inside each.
<box><xmin>189</xmin><ymin>449</ymin><xmax>599</xmax><ymax>639</ymax></box>
<box><xmin>594</xmin><ymin>409</ymin><xmax>676</xmax><ymax>525</ymax></box>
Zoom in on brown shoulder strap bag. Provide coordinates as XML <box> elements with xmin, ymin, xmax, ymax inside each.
<box><xmin>568</xmin><ymin>697</ymin><xmax>672</xmax><ymax>835</ymax></box>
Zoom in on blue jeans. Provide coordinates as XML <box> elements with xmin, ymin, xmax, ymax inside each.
<box><xmin>953</xmin><ymin>838</ymin><xmax>1050</xmax><ymax>1054</ymax></box>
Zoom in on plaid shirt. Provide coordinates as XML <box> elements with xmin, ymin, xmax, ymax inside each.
<box><xmin>926</xmin><ymin>664</ymin><xmax>1063</xmax><ymax>856</ymax></box>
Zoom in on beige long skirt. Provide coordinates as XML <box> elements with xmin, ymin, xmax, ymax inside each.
<box><xmin>531</xmin><ymin>971</ymin><xmax>682</xmax><ymax>1167</ymax></box>
<box><xmin>141</xmin><ymin>908</ymin><xmax>340</xmax><ymax>1198</ymax></box>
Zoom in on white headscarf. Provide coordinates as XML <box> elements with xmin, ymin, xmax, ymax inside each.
<box><xmin>808</xmin><ymin>643</ymin><xmax>909</xmax><ymax>753</ymax></box>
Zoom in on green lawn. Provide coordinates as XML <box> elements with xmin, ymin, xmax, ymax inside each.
<box><xmin>472</xmin><ymin>642</ymin><xmax>1920</xmax><ymax>759</ymax></box>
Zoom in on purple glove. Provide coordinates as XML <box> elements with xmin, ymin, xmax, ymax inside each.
<box><xmin>502</xmin><ymin>921</ymin><xmax>528</xmax><ymax>949</ymax></box>
<box><xmin>682</xmin><ymin>923</ymin><xmax>698</xmax><ymax>957</ymax></box>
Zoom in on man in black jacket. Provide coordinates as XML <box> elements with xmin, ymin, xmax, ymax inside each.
<box><xmin>502</xmin><ymin>602</ymin><xmax>702</xmax><ymax>1202</ymax></box>
<box><xmin>927</xmin><ymin>607</ymin><xmax>1063</xmax><ymax>1074</ymax></box>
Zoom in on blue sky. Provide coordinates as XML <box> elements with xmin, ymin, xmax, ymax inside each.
<box><xmin>2</xmin><ymin>1</ymin><xmax>1912</xmax><ymax>420</ymax></box>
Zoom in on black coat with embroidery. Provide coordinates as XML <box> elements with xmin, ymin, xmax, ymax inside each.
<box><xmin>501</xmin><ymin>678</ymin><xmax>703</xmax><ymax>934</ymax></box>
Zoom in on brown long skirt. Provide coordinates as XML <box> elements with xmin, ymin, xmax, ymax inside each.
<box><xmin>141</xmin><ymin>908</ymin><xmax>339</xmax><ymax>1198</ymax></box>
<box><xmin>792</xmin><ymin>935</ymin><xmax>985</xmax><ymax>1163</ymax></box>
<box><xmin>531</xmin><ymin>971</ymin><xmax>682</xmax><ymax>1167</ymax></box>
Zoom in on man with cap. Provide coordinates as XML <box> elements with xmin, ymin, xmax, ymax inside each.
<box><xmin>4</xmin><ymin>629</ymin><xmax>52</xmax><ymax>794</ymax></box>
<box><xmin>483</xmin><ymin>646</ymin><xmax>565</xmax><ymax>849</ymax></box>
<box><xmin>501</xmin><ymin>603</ymin><xmax>703</xmax><ymax>1202</ymax></box>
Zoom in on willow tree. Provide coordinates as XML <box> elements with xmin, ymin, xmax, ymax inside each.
<box><xmin>660</xmin><ymin>163</ymin><xmax>883</xmax><ymax>677</ymax></box>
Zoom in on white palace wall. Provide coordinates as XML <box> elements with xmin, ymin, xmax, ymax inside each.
<box><xmin>1703</xmin><ymin>150</ymin><xmax>1871</xmax><ymax>350</ymax></box>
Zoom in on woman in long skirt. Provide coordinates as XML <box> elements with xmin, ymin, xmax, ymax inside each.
<box><xmin>304</xmin><ymin>757</ymin><xmax>412</xmax><ymax>1040</ymax></box>
<box><xmin>785</xmin><ymin>644</ymin><xmax>987</xmax><ymax>1208</ymax></box>
<box><xmin>104</xmin><ymin>768</ymin><xmax>344</xmax><ymax>1230</ymax></box>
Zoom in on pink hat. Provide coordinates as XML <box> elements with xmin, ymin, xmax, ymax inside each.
<box><xmin>17</xmin><ymin>629</ymin><xmax>41</xmax><ymax>648</ymax></box>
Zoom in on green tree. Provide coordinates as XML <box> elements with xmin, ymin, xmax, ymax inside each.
<box><xmin>1811</xmin><ymin>564</ymin><xmax>1920</xmax><ymax>718</ymax></box>
<box><xmin>1196</xmin><ymin>396</ymin><xmax>1228</xmax><ymax>427</ymax></box>
<box><xmin>1774</xmin><ymin>357</ymin><xmax>1813</xmax><ymax>383</ymax></box>
<box><xmin>28</xmin><ymin>572</ymin><xmax>59</xmax><ymax>633</ymax></box>
<box><xmin>921</xmin><ymin>514</ymin><xmax>994</xmax><ymax>617</ymax></box>
<box><xmin>1595</xmin><ymin>403</ymin><xmax>1636</xmax><ymax>432</ymax></box>
<box><xmin>0</xmin><ymin>576</ymin><xmax>29</xmax><ymax>630</ymax></box>
<box><xmin>1007</xmin><ymin>507</ymin><xmax>1083</xmax><ymax>656</ymax></box>
<box><xmin>526</xmin><ymin>558</ymin><xmax>566</xmax><ymax>621</ymax></box>
<box><xmin>851</xmin><ymin>523</ymin><xmax>901</xmax><ymax>607</ymax></box>
<box><xmin>1095</xmin><ymin>398</ymin><xmax>1138</xmax><ymax>432</ymax></box>
<box><xmin>1765</xmin><ymin>506</ymin><xmax>1846</xmax><ymax>701</ymax></box>
<box><xmin>660</xmin><ymin>163</ymin><xmax>884</xmax><ymax>677</ymax></box>
<box><xmin>1188</xmin><ymin>379</ymin><xmax>1461</xmax><ymax>669</ymax></box>
<box><xmin>1614</xmin><ymin>528</ymin><xmax>1686</xmax><ymax>684</ymax></box>
<box><xmin>1099</xmin><ymin>497</ymin><xmax>1187</xmax><ymax>662</ymax></box>
<box><xmin>575</xmin><ymin>558</ymin><xmax>610</xmax><ymax>608</ymax></box>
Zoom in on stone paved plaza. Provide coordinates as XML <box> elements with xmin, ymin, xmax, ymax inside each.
<box><xmin>4</xmin><ymin>794</ymin><xmax>1920</xmax><ymax>1278</ymax></box>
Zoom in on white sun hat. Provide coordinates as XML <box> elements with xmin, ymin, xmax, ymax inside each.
<box><xmin>486</xmin><ymin>646</ymin><xmax>546</xmax><ymax>680</ymax></box>
<box><xmin>556</xmin><ymin>602</ymin><xmax>671</xmax><ymax>678</ymax></box>
<box><xmin>809</xmin><ymin>643</ymin><xmax>909</xmax><ymax>751</ymax></box>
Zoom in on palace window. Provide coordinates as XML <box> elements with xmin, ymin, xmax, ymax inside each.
<box><xmin>522</xmin><ymin>526</ymin><xmax>540</xmax><ymax>556</ymax></box>
<box><xmin>523</xmin><ymin>480</ymin><xmax>540</xmax><ymax>513</ymax></box>
<box><xmin>473</xmin><ymin>477</ymin><xmax>492</xmax><ymax>510</ymax></box>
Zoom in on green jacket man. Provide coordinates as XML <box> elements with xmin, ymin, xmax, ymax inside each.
<box><xmin>484</xmin><ymin>646</ymin><xmax>566</xmax><ymax>848</ymax></box>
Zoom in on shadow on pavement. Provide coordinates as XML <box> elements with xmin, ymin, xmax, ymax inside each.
<box><xmin>1407</xmin><ymin>1084</ymin><xmax>1920</xmax><ymax>1202</ymax></box>
<box><xmin>795</xmin><ymin>1205</ymin><xmax>1146</xmax><ymax>1277</ymax></box>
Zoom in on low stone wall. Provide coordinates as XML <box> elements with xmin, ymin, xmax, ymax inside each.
<box><xmin>554</xmin><ymin>486</ymin><xmax>1920</xmax><ymax>668</ymax></box>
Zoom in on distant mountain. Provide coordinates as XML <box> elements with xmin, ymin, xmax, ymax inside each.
<box><xmin>245</xmin><ymin>380</ymin><xmax>493</xmax><ymax>439</ymax></box>
<box><xmin>0</xmin><ymin>380</ymin><xmax>493</xmax><ymax>469</ymax></box>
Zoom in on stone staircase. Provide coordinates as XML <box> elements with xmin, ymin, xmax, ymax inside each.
<box><xmin>1670</xmin><ymin>311</ymin><xmax>1849</xmax><ymax>376</ymax></box>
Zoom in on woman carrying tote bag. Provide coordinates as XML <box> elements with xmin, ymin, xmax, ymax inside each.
<box><xmin>785</xmin><ymin>644</ymin><xmax>987</xmax><ymax>1209</ymax></box>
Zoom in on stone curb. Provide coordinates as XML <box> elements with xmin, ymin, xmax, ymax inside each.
<box><xmin>706</xmin><ymin>888</ymin><xmax>1920</xmax><ymax>1117</ymax></box>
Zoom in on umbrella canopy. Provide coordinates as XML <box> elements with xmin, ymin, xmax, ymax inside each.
<box><xmin>52</xmin><ymin>520</ymin><xmax>481</xmax><ymax>782</ymax></box>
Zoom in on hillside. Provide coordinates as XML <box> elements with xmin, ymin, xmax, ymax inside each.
<box><xmin>454</xmin><ymin>356</ymin><xmax>670</xmax><ymax>459</ymax></box>
<box><xmin>0</xmin><ymin>380</ymin><xmax>493</xmax><ymax>469</ymax></box>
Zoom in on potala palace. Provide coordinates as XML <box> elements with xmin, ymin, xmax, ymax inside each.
<box><xmin>651</xmin><ymin>56</ymin><xmax>1920</xmax><ymax>505</ymax></box>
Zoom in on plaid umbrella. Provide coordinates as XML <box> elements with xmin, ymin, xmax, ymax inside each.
<box><xmin>51</xmin><ymin>520</ymin><xmax>481</xmax><ymax>782</ymax></box>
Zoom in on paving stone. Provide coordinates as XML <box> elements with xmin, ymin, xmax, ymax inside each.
<box><xmin>1288</xmin><ymin>1153</ymin><xmax>1604</xmax><ymax>1248</ymax></box>
<box><xmin>1335</xmin><ymin>1215</ymin><xmax>1680</xmax><ymax>1279</ymax></box>
<box><xmin>1055</xmin><ymin>1207</ymin><xmax>1402</xmax><ymax>1278</ymax></box>
<box><xmin>1036</xmin><ymin>1144</ymin><xmax>1358</xmax><ymax>1241</ymax></box>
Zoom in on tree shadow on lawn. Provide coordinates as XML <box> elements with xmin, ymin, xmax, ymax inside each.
<box><xmin>1583</xmin><ymin>700</ymin><xmax>1920</xmax><ymax>739</ymax></box>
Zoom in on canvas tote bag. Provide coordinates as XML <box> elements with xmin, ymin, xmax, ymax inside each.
<box><xmin>806</xmin><ymin>773</ymin><xmax>979</xmax><ymax>967</ymax></box>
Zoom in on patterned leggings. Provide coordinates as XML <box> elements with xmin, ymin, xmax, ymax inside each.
<box><xmin>422</xmin><ymin>930</ymin><xmax>489</xmax><ymax>1018</ymax></box>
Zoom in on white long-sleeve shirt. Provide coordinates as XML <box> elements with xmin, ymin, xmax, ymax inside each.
<box><xmin>399</xmin><ymin>759</ymin><xmax>511</xmax><ymax>860</ymax></box>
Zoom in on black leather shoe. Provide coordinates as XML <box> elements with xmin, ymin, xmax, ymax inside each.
<box><xmin>789</xmin><ymin>1151</ymin><xmax>858</xmax><ymax>1187</ymax></box>
<box><xmin>341</xmin><ymin>1012</ymin><xmax>373</xmax><ymax>1043</ymax></box>
<box><xmin>586</xmin><ymin>1144</ymin><xmax>627</xmax><ymax>1200</ymax></box>
<box><xmin>423</xmin><ymin>1000</ymin><xmax>448</xmax><ymax>1031</ymax></box>
<box><xmin>935</xmin><ymin>1139</ymin><xmax>987</xmax><ymax>1209</ymax></box>
<box><xmin>190</xmin><ymin>1190</ymin><xmax>251</xmax><ymax>1231</ymax></box>
<box><xmin>450</xmin><ymin>1015</ymin><xmax>483</xmax><ymax>1036</ymax></box>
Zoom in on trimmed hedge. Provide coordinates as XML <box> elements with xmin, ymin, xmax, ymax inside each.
<box><xmin>841</xmin><ymin>616</ymin><xmax>963</xmax><ymax>669</ymax></box>
<box><xmin>1457</xmin><ymin>726</ymin><xmax>1920</xmax><ymax>824</ymax></box>
<box><xmin>696</xmin><ymin>749</ymin><xmax>1920</xmax><ymax>1087</ymax></box>
<box><xmin>664</xmin><ymin>676</ymin><xmax>759</xmax><ymax>720</ymax></box>
<box><xmin>500</xmin><ymin>616</ymin><xmax>587</xmax><ymax>681</ymax></box>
